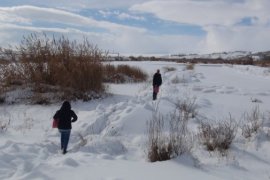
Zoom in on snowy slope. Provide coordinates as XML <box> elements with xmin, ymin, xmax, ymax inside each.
<box><xmin>0</xmin><ymin>61</ymin><xmax>270</xmax><ymax>180</ymax></box>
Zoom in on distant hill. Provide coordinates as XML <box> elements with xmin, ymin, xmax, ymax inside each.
<box><xmin>107</xmin><ymin>51</ymin><xmax>270</xmax><ymax>64</ymax></box>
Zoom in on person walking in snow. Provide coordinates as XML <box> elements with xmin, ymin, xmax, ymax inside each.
<box><xmin>53</xmin><ymin>101</ymin><xmax>77</xmax><ymax>154</ymax></box>
<box><xmin>152</xmin><ymin>69</ymin><xmax>162</xmax><ymax>100</ymax></box>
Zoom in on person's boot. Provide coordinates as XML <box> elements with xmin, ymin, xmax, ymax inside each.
<box><xmin>62</xmin><ymin>149</ymin><xmax>67</xmax><ymax>154</ymax></box>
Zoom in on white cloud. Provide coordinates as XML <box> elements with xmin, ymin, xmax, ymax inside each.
<box><xmin>130</xmin><ymin>0</ymin><xmax>270</xmax><ymax>53</ymax></box>
<box><xmin>117</xmin><ymin>12</ymin><xmax>145</xmax><ymax>21</ymax></box>
<box><xmin>98</xmin><ymin>10</ymin><xmax>145</xmax><ymax>21</ymax></box>
<box><xmin>0</xmin><ymin>6</ymin><xmax>146</xmax><ymax>33</ymax></box>
<box><xmin>0</xmin><ymin>6</ymin><xmax>135</xmax><ymax>51</ymax></box>
<box><xmin>201</xmin><ymin>25</ymin><xmax>270</xmax><ymax>53</ymax></box>
<box><xmin>4</xmin><ymin>0</ymin><xmax>151</xmax><ymax>10</ymax></box>
<box><xmin>0</xmin><ymin>10</ymin><xmax>31</xmax><ymax>24</ymax></box>
<box><xmin>131</xmin><ymin>0</ymin><xmax>270</xmax><ymax>27</ymax></box>
<box><xmin>111</xmin><ymin>31</ymin><xmax>202</xmax><ymax>54</ymax></box>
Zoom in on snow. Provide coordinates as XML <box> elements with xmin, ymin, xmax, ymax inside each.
<box><xmin>1</xmin><ymin>61</ymin><xmax>270</xmax><ymax>180</ymax></box>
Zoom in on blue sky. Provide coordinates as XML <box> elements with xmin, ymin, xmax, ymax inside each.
<box><xmin>78</xmin><ymin>9</ymin><xmax>206</xmax><ymax>36</ymax></box>
<box><xmin>0</xmin><ymin>0</ymin><xmax>269</xmax><ymax>55</ymax></box>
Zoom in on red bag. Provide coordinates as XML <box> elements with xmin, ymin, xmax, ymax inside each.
<box><xmin>52</xmin><ymin>118</ymin><xmax>59</xmax><ymax>128</ymax></box>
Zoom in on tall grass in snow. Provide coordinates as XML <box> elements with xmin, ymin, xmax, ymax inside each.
<box><xmin>103</xmin><ymin>64</ymin><xmax>148</xmax><ymax>83</ymax></box>
<box><xmin>1</xmin><ymin>34</ymin><xmax>104</xmax><ymax>100</ymax></box>
<box><xmin>0</xmin><ymin>34</ymin><xmax>148</xmax><ymax>102</ymax></box>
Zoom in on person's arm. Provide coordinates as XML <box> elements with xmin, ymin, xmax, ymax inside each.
<box><xmin>53</xmin><ymin>110</ymin><xmax>60</xmax><ymax>119</ymax></box>
<box><xmin>71</xmin><ymin>110</ymin><xmax>78</xmax><ymax>122</ymax></box>
<box><xmin>158</xmin><ymin>74</ymin><xmax>162</xmax><ymax>86</ymax></box>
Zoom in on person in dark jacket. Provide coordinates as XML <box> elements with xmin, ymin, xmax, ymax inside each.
<box><xmin>152</xmin><ymin>69</ymin><xmax>162</xmax><ymax>100</ymax></box>
<box><xmin>53</xmin><ymin>101</ymin><xmax>77</xmax><ymax>154</ymax></box>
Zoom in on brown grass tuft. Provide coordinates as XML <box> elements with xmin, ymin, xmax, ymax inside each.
<box><xmin>103</xmin><ymin>64</ymin><xmax>148</xmax><ymax>83</ymax></box>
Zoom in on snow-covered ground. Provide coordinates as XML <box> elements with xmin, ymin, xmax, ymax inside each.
<box><xmin>1</xmin><ymin>61</ymin><xmax>270</xmax><ymax>180</ymax></box>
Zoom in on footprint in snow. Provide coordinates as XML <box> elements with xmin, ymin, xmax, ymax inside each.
<box><xmin>104</xmin><ymin>177</ymin><xmax>124</xmax><ymax>180</ymax></box>
<box><xmin>144</xmin><ymin>103</ymin><xmax>154</xmax><ymax>111</ymax></box>
<box><xmin>63</xmin><ymin>158</ymin><xmax>79</xmax><ymax>167</ymax></box>
<box><xmin>192</xmin><ymin>86</ymin><xmax>203</xmax><ymax>91</ymax></box>
<box><xmin>257</xmin><ymin>92</ymin><xmax>269</xmax><ymax>96</ymax></box>
<box><xmin>202</xmin><ymin>88</ymin><xmax>216</xmax><ymax>93</ymax></box>
<box><xmin>98</xmin><ymin>154</ymin><xmax>114</xmax><ymax>160</ymax></box>
<box><xmin>125</xmin><ymin>108</ymin><xmax>132</xmax><ymax>113</ymax></box>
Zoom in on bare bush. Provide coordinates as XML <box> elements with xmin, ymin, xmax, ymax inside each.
<box><xmin>0</xmin><ymin>96</ymin><xmax>4</xmax><ymax>104</ymax></box>
<box><xmin>0</xmin><ymin>63</ymin><xmax>25</xmax><ymax>86</ymax></box>
<box><xmin>163</xmin><ymin>66</ymin><xmax>176</xmax><ymax>73</ymax></box>
<box><xmin>251</xmin><ymin>97</ymin><xmax>262</xmax><ymax>103</ymax></box>
<box><xmin>146</xmin><ymin>99</ymin><xmax>195</xmax><ymax>162</ymax></box>
<box><xmin>0</xmin><ymin>119</ymin><xmax>10</xmax><ymax>133</ymax></box>
<box><xmin>171</xmin><ymin>76</ymin><xmax>181</xmax><ymax>84</ymax></box>
<box><xmin>103</xmin><ymin>64</ymin><xmax>148</xmax><ymax>83</ymax></box>
<box><xmin>147</xmin><ymin>113</ymin><xmax>172</xmax><ymax>162</ymax></box>
<box><xmin>77</xmin><ymin>133</ymin><xmax>88</xmax><ymax>147</ymax></box>
<box><xmin>169</xmin><ymin>109</ymin><xmax>193</xmax><ymax>157</ymax></box>
<box><xmin>173</xmin><ymin>96</ymin><xmax>197</xmax><ymax>119</ymax></box>
<box><xmin>186</xmin><ymin>63</ymin><xmax>195</xmax><ymax>70</ymax></box>
<box><xmin>19</xmin><ymin>34</ymin><xmax>104</xmax><ymax>95</ymax></box>
<box><xmin>0</xmin><ymin>47</ymin><xmax>17</xmax><ymax>62</ymax></box>
<box><xmin>171</xmin><ymin>75</ymin><xmax>189</xmax><ymax>84</ymax></box>
<box><xmin>1</xmin><ymin>33</ymin><xmax>105</xmax><ymax>101</ymax></box>
<box><xmin>1</xmin><ymin>34</ymin><xmax>149</xmax><ymax>103</ymax></box>
<box><xmin>199</xmin><ymin>116</ymin><xmax>237</xmax><ymax>154</ymax></box>
<box><xmin>241</xmin><ymin>106</ymin><xmax>263</xmax><ymax>138</ymax></box>
<box><xmin>0</xmin><ymin>86</ymin><xmax>6</xmax><ymax>104</ymax></box>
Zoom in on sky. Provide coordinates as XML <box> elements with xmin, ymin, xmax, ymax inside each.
<box><xmin>0</xmin><ymin>0</ymin><xmax>270</xmax><ymax>55</ymax></box>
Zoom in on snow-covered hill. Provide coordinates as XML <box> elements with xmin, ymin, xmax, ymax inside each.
<box><xmin>0</xmin><ymin>61</ymin><xmax>270</xmax><ymax>180</ymax></box>
<box><xmin>109</xmin><ymin>51</ymin><xmax>270</xmax><ymax>61</ymax></box>
<box><xmin>170</xmin><ymin>51</ymin><xmax>253</xmax><ymax>60</ymax></box>
<box><xmin>169</xmin><ymin>51</ymin><xmax>270</xmax><ymax>61</ymax></box>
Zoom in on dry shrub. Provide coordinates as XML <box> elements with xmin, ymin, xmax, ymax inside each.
<box><xmin>147</xmin><ymin>113</ymin><xmax>172</xmax><ymax>162</ymax></box>
<box><xmin>0</xmin><ymin>96</ymin><xmax>4</xmax><ymax>104</ymax></box>
<box><xmin>0</xmin><ymin>85</ymin><xmax>6</xmax><ymax>104</ymax></box>
<box><xmin>171</xmin><ymin>76</ymin><xmax>181</xmax><ymax>84</ymax></box>
<box><xmin>173</xmin><ymin>96</ymin><xmax>197</xmax><ymax>119</ymax></box>
<box><xmin>171</xmin><ymin>75</ymin><xmax>189</xmax><ymax>84</ymax></box>
<box><xmin>0</xmin><ymin>119</ymin><xmax>10</xmax><ymax>133</ymax></box>
<box><xmin>147</xmin><ymin>99</ymin><xmax>195</xmax><ymax>162</ymax></box>
<box><xmin>169</xmin><ymin>109</ymin><xmax>193</xmax><ymax>157</ymax></box>
<box><xmin>31</xmin><ymin>92</ymin><xmax>51</xmax><ymax>105</ymax></box>
<box><xmin>186</xmin><ymin>63</ymin><xmax>195</xmax><ymax>70</ymax></box>
<box><xmin>241</xmin><ymin>106</ymin><xmax>263</xmax><ymax>138</ymax></box>
<box><xmin>163</xmin><ymin>66</ymin><xmax>176</xmax><ymax>72</ymax></box>
<box><xmin>1</xmin><ymin>33</ymin><xmax>105</xmax><ymax>101</ymax></box>
<box><xmin>199</xmin><ymin>116</ymin><xmax>237</xmax><ymax>154</ymax></box>
<box><xmin>0</xmin><ymin>47</ymin><xmax>17</xmax><ymax>62</ymax></box>
<box><xmin>20</xmin><ymin>34</ymin><xmax>104</xmax><ymax>93</ymax></box>
<box><xmin>0</xmin><ymin>63</ymin><xmax>24</xmax><ymax>86</ymax></box>
<box><xmin>103</xmin><ymin>64</ymin><xmax>148</xmax><ymax>83</ymax></box>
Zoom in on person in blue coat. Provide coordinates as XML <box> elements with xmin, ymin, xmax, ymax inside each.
<box><xmin>53</xmin><ymin>101</ymin><xmax>77</xmax><ymax>154</ymax></box>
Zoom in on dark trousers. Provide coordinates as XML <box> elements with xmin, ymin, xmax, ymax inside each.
<box><xmin>153</xmin><ymin>92</ymin><xmax>157</xmax><ymax>100</ymax></box>
<box><xmin>59</xmin><ymin>129</ymin><xmax>71</xmax><ymax>154</ymax></box>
